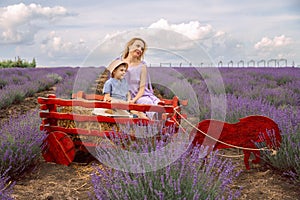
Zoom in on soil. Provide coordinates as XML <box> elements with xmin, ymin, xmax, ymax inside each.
<box><xmin>1</xmin><ymin>88</ymin><xmax>300</xmax><ymax>200</ymax></box>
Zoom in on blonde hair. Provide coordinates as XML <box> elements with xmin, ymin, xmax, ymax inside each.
<box><xmin>122</xmin><ymin>37</ymin><xmax>147</xmax><ymax>60</ymax></box>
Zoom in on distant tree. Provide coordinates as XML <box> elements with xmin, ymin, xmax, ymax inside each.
<box><xmin>0</xmin><ymin>57</ymin><xmax>36</xmax><ymax>68</ymax></box>
<box><xmin>31</xmin><ymin>58</ymin><xmax>36</xmax><ymax>68</ymax></box>
<box><xmin>15</xmin><ymin>56</ymin><xmax>22</xmax><ymax>67</ymax></box>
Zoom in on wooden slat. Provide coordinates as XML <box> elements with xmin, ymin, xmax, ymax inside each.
<box><xmin>72</xmin><ymin>93</ymin><xmax>105</xmax><ymax>101</ymax></box>
<box><xmin>39</xmin><ymin>112</ymin><xmax>154</xmax><ymax>123</ymax></box>
<box><xmin>40</xmin><ymin>104</ymin><xmax>48</xmax><ymax>110</ymax></box>
<box><xmin>38</xmin><ymin>97</ymin><xmax>174</xmax><ymax>113</ymax></box>
<box><xmin>84</xmin><ymin>94</ymin><xmax>104</xmax><ymax>100</ymax></box>
<box><xmin>40</xmin><ymin>125</ymin><xmax>119</xmax><ymax>137</ymax></box>
<box><xmin>74</xmin><ymin>141</ymin><xmax>118</xmax><ymax>148</ymax></box>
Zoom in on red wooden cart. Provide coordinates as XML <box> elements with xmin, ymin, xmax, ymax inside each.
<box><xmin>38</xmin><ymin>91</ymin><xmax>281</xmax><ymax>169</ymax></box>
<box><xmin>38</xmin><ymin>91</ymin><xmax>188</xmax><ymax>166</ymax></box>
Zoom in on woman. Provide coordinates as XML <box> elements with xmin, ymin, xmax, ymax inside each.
<box><xmin>121</xmin><ymin>37</ymin><xmax>160</xmax><ymax>119</ymax></box>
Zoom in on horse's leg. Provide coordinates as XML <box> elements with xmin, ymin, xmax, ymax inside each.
<box><xmin>252</xmin><ymin>150</ymin><xmax>261</xmax><ymax>164</ymax></box>
<box><xmin>243</xmin><ymin>150</ymin><xmax>251</xmax><ymax>170</ymax></box>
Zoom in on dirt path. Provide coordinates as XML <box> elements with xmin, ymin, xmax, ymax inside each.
<box><xmin>11</xmin><ymin>161</ymin><xmax>95</xmax><ymax>200</ymax></box>
<box><xmin>2</xmin><ymin>89</ymin><xmax>300</xmax><ymax>200</ymax></box>
<box><xmin>229</xmin><ymin>153</ymin><xmax>299</xmax><ymax>200</ymax></box>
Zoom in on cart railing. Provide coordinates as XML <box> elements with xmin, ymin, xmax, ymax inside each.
<box><xmin>38</xmin><ymin>92</ymin><xmax>188</xmax><ymax>128</ymax></box>
<box><xmin>37</xmin><ymin>91</ymin><xmax>188</xmax><ymax>165</ymax></box>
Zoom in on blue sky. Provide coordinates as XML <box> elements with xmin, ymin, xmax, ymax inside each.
<box><xmin>0</xmin><ymin>0</ymin><xmax>299</xmax><ymax>67</ymax></box>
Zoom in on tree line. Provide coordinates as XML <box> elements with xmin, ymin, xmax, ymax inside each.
<box><xmin>0</xmin><ymin>57</ymin><xmax>36</xmax><ymax>68</ymax></box>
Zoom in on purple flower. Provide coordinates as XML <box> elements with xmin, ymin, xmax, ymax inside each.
<box><xmin>0</xmin><ymin>109</ymin><xmax>46</xmax><ymax>179</ymax></box>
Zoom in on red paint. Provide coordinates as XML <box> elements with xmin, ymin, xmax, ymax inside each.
<box><xmin>38</xmin><ymin>91</ymin><xmax>186</xmax><ymax>165</ymax></box>
<box><xmin>191</xmin><ymin>115</ymin><xmax>281</xmax><ymax>170</ymax></box>
<box><xmin>42</xmin><ymin>131</ymin><xmax>75</xmax><ymax>166</ymax></box>
<box><xmin>39</xmin><ymin>92</ymin><xmax>282</xmax><ymax>170</ymax></box>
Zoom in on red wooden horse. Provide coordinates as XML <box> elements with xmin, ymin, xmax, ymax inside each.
<box><xmin>191</xmin><ymin>115</ymin><xmax>281</xmax><ymax>170</ymax></box>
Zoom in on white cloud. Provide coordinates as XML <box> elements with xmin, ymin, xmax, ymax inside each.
<box><xmin>83</xmin><ymin>19</ymin><xmax>245</xmax><ymax>66</ymax></box>
<box><xmin>254</xmin><ymin>35</ymin><xmax>292</xmax><ymax>50</ymax></box>
<box><xmin>253</xmin><ymin>35</ymin><xmax>294</xmax><ymax>61</ymax></box>
<box><xmin>83</xmin><ymin>26</ymin><xmax>231</xmax><ymax>67</ymax></box>
<box><xmin>148</xmin><ymin>18</ymin><xmax>214</xmax><ymax>40</ymax></box>
<box><xmin>0</xmin><ymin>3</ymin><xmax>71</xmax><ymax>44</ymax></box>
<box><xmin>40</xmin><ymin>31</ymin><xmax>89</xmax><ymax>59</ymax></box>
<box><xmin>0</xmin><ymin>1</ymin><xmax>299</xmax><ymax>66</ymax></box>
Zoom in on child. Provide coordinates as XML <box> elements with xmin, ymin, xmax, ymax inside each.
<box><xmin>103</xmin><ymin>59</ymin><xmax>148</xmax><ymax>119</ymax></box>
<box><xmin>103</xmin><ymin>59</ymin><xmax>130</xmax><ymax>102</ymax></box>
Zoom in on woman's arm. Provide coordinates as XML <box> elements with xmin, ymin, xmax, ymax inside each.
<box><xmin>131</xmin><ymin>64</ymin><xmax>147</xmax><ymax>103</ymax></box>
<box><xmin>127</xmin><ymin>92</ymin><xmax>131</xmax><ymax>102</ymax></box>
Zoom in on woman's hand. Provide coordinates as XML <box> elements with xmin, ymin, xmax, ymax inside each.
<box><xmin>129</xmin><ymin>99</ymin><xmax>136</xmax><ymax>104</ymax></box>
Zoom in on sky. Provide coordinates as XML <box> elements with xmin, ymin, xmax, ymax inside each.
<box><xmin>0</xmin><ymin>0</ymin><xmax>299</xmax><ymax>67</ymax></box>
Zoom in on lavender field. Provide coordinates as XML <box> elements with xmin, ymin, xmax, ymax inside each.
<box><xmin>150</xmin><ymin>67</ymin><xmax>300</xmax><ymax>180</ymax></box>
<box><xmin>0</xmin><ymin>66</ymin><xmax>299</xmax><ymax>199</ymax></box>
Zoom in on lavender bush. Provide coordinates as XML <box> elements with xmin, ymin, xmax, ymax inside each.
<box><xmin>91</xmin><ymin>126</ymin><xmax>241</xmax><ymax>200</ymax></box>
<box><xmin>0</xmin><ymin>169</ymin><xmax>15</xmax><ymax>200</ymax></box>
<box><xmin>259</xmin><ymin>131</ymin><xmax>300</xmax><ymax>181</ymax></box>
<box><xmin>0</xmin><ymin>109</ymin><xmax>46</xmax><ymax>179</ymax></box>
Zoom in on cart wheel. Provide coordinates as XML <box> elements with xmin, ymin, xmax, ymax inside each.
<box><xmin>42</xmin><ymin>131</ymin><xmax>75</xmax><ymax>166</ymax></box>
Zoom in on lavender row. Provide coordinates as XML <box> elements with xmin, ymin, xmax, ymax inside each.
<box><xmin>91</xmin><ymin>127</ymin><xmax>241</xmax><ymax>199</ymax></box>
<box><xmin>0</xmin><ymin>110</ymin><xmax>46</xmax><ymax>179</ymax></box>
<box><xmin>0</xmin><ymin>66</ymin><xmax>109</xmax><ymax>199</ymax></box>
<box><xmin>55</xmin><ymin>67</ymin><xmax>104</xmax><ymax>98</ymax></box>
<box><xmin>149</xmin><ymin>66</ymin><xmax>300</xmax><ymax>181</ymax></box>
<box><xmin>0</xmin><ymin>67</ymin><xmax>78</xmax><ymax>109</ymax></box>
<box><xmin>0</xmin><ymin>110</ymin><xmax>46</xmax><ymax>199</ymax></box>
<box><xmin>173</xmin><ymin>67</ymin><xmax>300</xmax><ymax>108</ymax></box>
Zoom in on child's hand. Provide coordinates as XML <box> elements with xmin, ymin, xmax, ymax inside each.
<box><xmin>104</xmin><ymin>96</ymin><xmax>112</xmax><ymax>102</ymax></box>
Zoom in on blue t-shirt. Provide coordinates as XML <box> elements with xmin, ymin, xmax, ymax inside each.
<box><xmin>103</xmin><ymin>78</ymin><xmax>129</xmax><ymax>101</ymax></box>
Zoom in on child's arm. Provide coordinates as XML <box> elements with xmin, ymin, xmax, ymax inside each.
<box><xmin>104</xmin><ymin>93</ymin><xmax>112</xmax><ymax>102</ymax></box>
<box><xmin>103</xmin><ymin>79</ymin><xmax>112</xmax><ymax>102</ymax></box>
